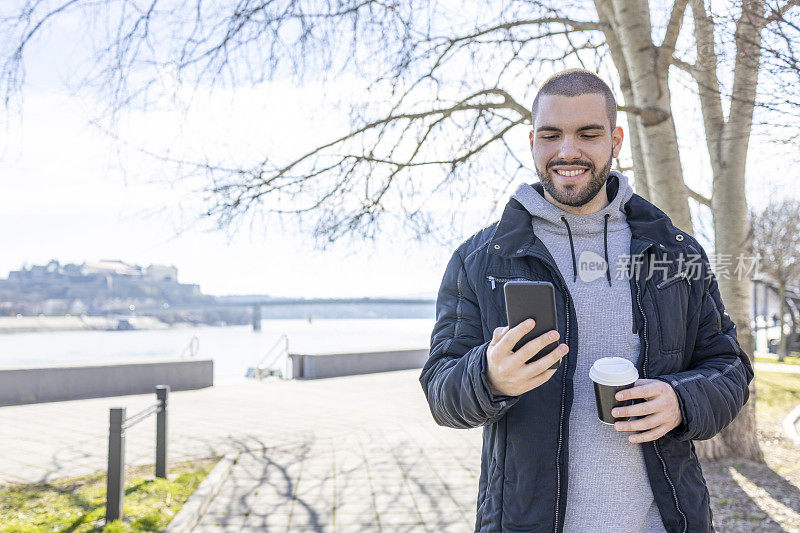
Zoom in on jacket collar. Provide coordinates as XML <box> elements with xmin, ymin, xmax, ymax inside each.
<box><xmin>487</xmin><ymin>174</ymin><xmax>688</xmax><ymax>259</ymax></box>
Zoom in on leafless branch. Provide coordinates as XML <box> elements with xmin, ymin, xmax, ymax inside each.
<box><xmin>689</xmin><ymin>0</ymin><xmax>725</xmax><ymax>163</ymax></box>
<box><xmin>670</xmin><ymin>56</ymin><xmax>697</xmax><ymax>76</ymax></box>
<box><xmin>686</xmin><ymin>186</ymin><xmax>712</xmax><ymax>207</ymax></box>
<box><xmin>766</xmin><ymin>0</ymin><xmax>800</xmax><ymax>24</ymax></box>
<box><xmin>4</xmin><ymin>0</ymin><xmax>800</xmax><ymax>248</ymax></box>
<box><xmin>659</xmin><ymin>0</ymin><xmax>690</xmax><ymax>55</ymax></box>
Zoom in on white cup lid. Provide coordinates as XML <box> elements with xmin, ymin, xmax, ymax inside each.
<box><xmin>589</xmin><ymin>357</ymin><xmax>639</xmax><ymax>386</ymax></box>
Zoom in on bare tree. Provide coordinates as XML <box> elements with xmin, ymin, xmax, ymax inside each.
<box><xmin>3</xmin><ymin>0</ymin><xmax>800</xmax><ymax>460</ymax></box>
<box><xmin>751</xmin><ymin>199</ymin><xmax>800</xmax><ymax>362</ymax></box>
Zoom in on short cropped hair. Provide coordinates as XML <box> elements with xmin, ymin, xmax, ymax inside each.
<box><xmin>531</xmin><ymin>69</ymin><xmax>617</xmax><ymax>130</ymax></box>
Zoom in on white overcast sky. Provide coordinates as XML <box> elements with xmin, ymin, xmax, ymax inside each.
<box><xmin>0</xmin><ymin>3</ymin><xmax>795</xmax><ymax>298</ymax></box>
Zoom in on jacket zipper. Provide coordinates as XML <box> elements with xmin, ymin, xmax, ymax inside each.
<box><xmin>486</xmin><ymin>274</ymin><xmax>531</xmax><ymax>290</ymax></box>
<box><xmin>487</xmin><ymin>260</ymin><xmax>571</xmax><ymax>532</ymax></box>
<box><xmin>516</xmin><ymin>254</ymin><xmax>570</xmax><ymax>533</ymax></box>
<box><xmin>554</xmin><ymin>280</ymin><xmax>569</xmax><ymax>533</ymax></box>
<box><xmin>656</xmin><ymin>270</ymin><xmax>691</xmax><ymax>290</ymax></box>
<box><xmin>635</xmin><ymin>252</ymin><xmax>688</xmax><ymax>533</ymax></box>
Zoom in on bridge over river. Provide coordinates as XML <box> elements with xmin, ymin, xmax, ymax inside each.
<box><xmin>108</xmin><ymin>297</ymin><xmax>436</xmax><ymax>331</ymax></box>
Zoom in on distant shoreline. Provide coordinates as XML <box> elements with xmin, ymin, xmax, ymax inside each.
<box><xmin>0</xmin><ymin>316</ymin><xmax>172</xmax><ymax>334</ymax></box>
<box><xmin>0</xmin><ymin>315</ymin><xmax>435</xmax><ymax>334</ymax></box>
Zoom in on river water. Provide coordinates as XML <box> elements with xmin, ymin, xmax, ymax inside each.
<box><xmin>0</xmin><ymin>318</ymin><xmax>436</xmax><ymax>383</ymax></box>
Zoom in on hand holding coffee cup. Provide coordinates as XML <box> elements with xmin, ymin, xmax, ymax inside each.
<box><xmin>589</xmin><ymin>357</ymin><xmax>639</xmax><ymax>425</ymax></box>
<box><xmin>589</xmin><ymin>357</ymin><xmax>684</xmax><ymax>443</ymax></box>
<box><xmin>486</xmin><ymin>319</ymin><xmax>569</xmax><ymax>397</ymax></box>
<box><xmin>611</xmin><ymin>378</ymin><xmax>684</xmax><ymax>444</ymax></box>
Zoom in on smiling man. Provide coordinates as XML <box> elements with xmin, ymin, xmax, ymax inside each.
<box><xmin>420</xmin><ymin>69</ymin><xmax>753</xmax><ymax>532</ymax></box>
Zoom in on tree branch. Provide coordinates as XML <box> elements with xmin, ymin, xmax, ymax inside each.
<box><xmin>2</xmin><ymin>0</ymin><xmax>83</xmax><ymax>105</ymax></box>
<box><xmin>618</xmin><ymin>105</ymin><xmax>671</xmax><ymax>126</ymax></box>
<box><xmin>766</xmin><ymin>0</ymin><xmax>800</xmax><ymax>24</ymax></box>
<box><xmin>439</xmin><ymin>17</ymin><xmax>608</xmax><ymax>45</ymax></box>
<box><xmin>670</xmin><ymin>56</ymin><xmax>698</xmax><ymax>76</ymax></box>
<box><xmin>690</xmin><ymin>0</ymin><xmax>725</xmax><ymax>170</ymax></box>
<box><xmin>723</xmin><ymin>0</ymin><xmax>767</xmax><ymax>163</ymax></box>
<box><xmin>686</xmin><ymin>186</ymin><xmax>712</xmax><ymax>207</ymax></box>
<box><xmin>659</xmin><ymin>0</ymin><xmax>690</xmax><ymax>55</ymax></box>
<box><xmin>266</xmin><ymin>88</ymin><xmax>526</xmax><ymax>177</ymax></box>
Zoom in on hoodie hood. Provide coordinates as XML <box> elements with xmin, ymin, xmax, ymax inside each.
<box><xmin>510</xmin><ymin>171</ymin><xmax>635</xmax><ymax>286</ymax></box>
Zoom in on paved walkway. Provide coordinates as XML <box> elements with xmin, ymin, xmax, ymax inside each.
<box><xmin>199</xmin><ymin>430</ymin><xmax>479</xmax><ymax>532</ymax></box>
<box><xmin>0</xmin><ymin>369</ymin><xmax>482</xmax><ymax>531</ymax></box>
<box><xmin>1</xmin><ymin>362</ymin><xmax>798</xmax><ymax>531</ymax></box>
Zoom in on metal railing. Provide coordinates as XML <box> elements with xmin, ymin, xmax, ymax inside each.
<box><xmin>179</xmin><ymin>335</ymin><xmax>199</xmax><ymax>358</ymax></box>
<box><xmin>246</xmin><ymin>333</ymin><xmax>290</xmax><ymax>380</ymax></box>
<box><xmin>106</xmin><ymin>385</ymin><xmax>169</xmax><ymax>524</ymax></box>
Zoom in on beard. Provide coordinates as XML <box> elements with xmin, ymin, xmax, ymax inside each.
<box><xmin>535</xmin><ymin>151</ymin><xmax>613</xmax><ymax>207</ymax></box>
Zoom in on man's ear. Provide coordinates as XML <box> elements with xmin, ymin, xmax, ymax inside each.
<box><xmin>529</xmin><ymin>130</ymin><xmax>535</xmax><ymax>151</ymax></box>
<box><xmin>611</xmin><ymin>126</ymin><xmax>624</xmax><ymax>158</ymax></box>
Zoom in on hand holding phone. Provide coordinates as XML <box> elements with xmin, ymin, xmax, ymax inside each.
<box><xmin>485</xmin><ymin>319</ymin><xmax>568</xmax><ymax>397</ymax></box>
<box><xmin>504</xmin><ymin>281</ymin><xmax>561</xmax><ymax>367</ymax></box>
<box><xmin>485</xmin><ymin>280</ymin><xmax>567</xmax><ymax>397</ymax></box>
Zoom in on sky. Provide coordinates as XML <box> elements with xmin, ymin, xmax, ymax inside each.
<box><xmin>0</xmin><ymin>2</ymin><xmax>796</xmax><ymax>299</ymax></box>
<box><xmin>0</xmin><ymin>4</ymin><xmax>465</xmax><ymax>299</ymax></box>
<box><xmin>0</xmin><ymin>91</ymin><xmax>451</xmax><ymax>298</ymax></box>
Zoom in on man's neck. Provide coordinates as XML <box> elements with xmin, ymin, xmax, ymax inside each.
<box><xmin>543</xmin><ymin>183</ymin><xmax>610</xmax><ymax>215</ymax></box>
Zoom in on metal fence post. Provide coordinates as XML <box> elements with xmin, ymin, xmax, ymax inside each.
<box><xmin>106</xmin><ymin>407</ymin><xmax>126</xmax><ymax>523</ymax></box>
<box><xmin>155</xmin><ymin>385</ymin><xmax>169</xmax><ymax>478</ymax></box>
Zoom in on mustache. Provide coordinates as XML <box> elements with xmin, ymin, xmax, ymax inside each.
<box><xmin>546</xmin><ymin>159</ymin><xmax>595</xmax><ymax>171</ymax></box>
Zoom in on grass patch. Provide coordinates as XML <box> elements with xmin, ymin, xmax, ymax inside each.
<box><xmin>754</xmin><ymin>370</ymin><xmax>800</xmax><ymax>425</ymax></box>
<box><xmin>0</xmin><ymin>457</ymin><xmax>218</xmax><ymax>532</ymax></box>
<box><xmin>755</xmin><ymin>353</ymin><xmax>800</xmax><ymax>366</ymax></box>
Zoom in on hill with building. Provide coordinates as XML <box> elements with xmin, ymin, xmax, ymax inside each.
<box><xmin>0</xmin><ymin>259</ymin><xmax>436</xmax><ymax>332</ymax></box>
<box><xmin>0</xmin><ymin>259</ymin><xmax>209</xmax><ymax>317</ymax></box>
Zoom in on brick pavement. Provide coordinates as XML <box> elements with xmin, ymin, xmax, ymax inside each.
<box><xmin>197</xmin><ymin>430</ymin><xmax>481</xmax><ymax>532</ymax></box>
<box><xmin>3</xmin><ymin>362</ymin><xmax>794</xmax><ymax>531</ymax></box>
<box><xmin>0</xmin><ymin>369</ymin><xmax>483</xmax><ymax>531</ymax></box>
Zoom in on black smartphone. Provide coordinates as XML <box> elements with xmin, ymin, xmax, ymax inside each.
<box><xmin>503</xmin><ymin>280</ymin><xmax>561</xmax><ymax>369</ymax></box>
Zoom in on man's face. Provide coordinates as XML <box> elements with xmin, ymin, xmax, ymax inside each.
<box><xmin>529</xmin><ymin>93</ymin><xmax>623</xmax><ymax>207</ymax></box>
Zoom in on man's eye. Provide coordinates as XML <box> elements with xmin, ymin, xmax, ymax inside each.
<box><xmin>541</xmin><ymin>135</ymin><xmax>558</xmax><ymax>140</ymax></box>
<box><xmin>583</xmin><ymin>134</ymin><xmax>600</xmax><ymax>139</ymax></box>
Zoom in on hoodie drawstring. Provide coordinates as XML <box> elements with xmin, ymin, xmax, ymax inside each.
<box><xmin>560</xmin><ymin>216</ymin><xmax>578</xmax><ymax>283</ymax></box>
<box><xmin>604</xmin><ymin>213</ymin><xmax>612</xmax><ymax>287</ymax></box>
<box><xmin>560</xmin><ymin>214</ymin><xmax>613</xmax><ymax>287</ymax></box>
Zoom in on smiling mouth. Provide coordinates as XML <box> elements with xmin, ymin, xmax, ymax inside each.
<box><xmin>552</xmin><ymin>168</ymin><xmax>589</xmax><ymax>178</ymax></box>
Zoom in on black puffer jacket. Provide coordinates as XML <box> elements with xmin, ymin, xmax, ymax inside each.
<box><xmin>419</xmin><ymin>174</ymin><xmax>753</xmax><ymax>532</ymax></box>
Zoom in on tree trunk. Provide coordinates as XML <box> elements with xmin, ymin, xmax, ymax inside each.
<box><xmin>593</xmin><ymin>2</ymin><xmax>650</xmax><ymax>200</ymax></box>
<box><xmin>623</xmin><ymin>92</ymin><xmax>651</xmax><ymax>201</ymax></box>
<box><xmin>605</xmin><ymin>0</ymin><xmax>693</xmax><ymax>234</ymax></box>
<box><xmin>696</xmin><ymin>158</ymin><xmax>762</xmax><ymax>461</ymax></box>
<box><xmin>598</xmin><ymin>0</ymin><xmax>763</xmax><ymax>461</ymax></box>
<box><xmin>690</xmin><ymin>0</ymin><xmax>766</xmax><ymax>463</ymax></box>
<box><xmin>692</xmin><ymin>242</ymin><xmax>764</xmax><ymax>462</ymax></box>
<box><xmin>693</xmin><ymin>205</ymin><xmax>762</xmax><ymax>461</ymax></box>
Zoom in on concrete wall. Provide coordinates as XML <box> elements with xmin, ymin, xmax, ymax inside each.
<box><xmin>0</xmin><ymin>359</ymin><xmax>213</xmax><ymax>406</ymax></box>
<box><xmin>290</xmin><ymin>349</ymin><xmax>429</xmax><ymax>379</ymax></box>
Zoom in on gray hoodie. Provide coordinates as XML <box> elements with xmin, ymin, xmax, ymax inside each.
<box><xmin>511</xmin><ymin>171</ymin><xmax>667</xmax><ymax>533</ymax></box>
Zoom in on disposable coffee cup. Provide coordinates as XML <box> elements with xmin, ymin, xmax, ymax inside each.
<box><xmin>589</xmin><ymin>357</ymin><xmax>639</xmax><ymax>425</ymax></box>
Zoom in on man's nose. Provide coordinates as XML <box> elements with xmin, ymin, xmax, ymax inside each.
<box><xmin>557</xmin><ymin>136</ymin><xmax>581</xmax><ymax>160</ymax></box>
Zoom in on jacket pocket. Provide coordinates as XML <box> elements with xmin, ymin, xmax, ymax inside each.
<box><xmin>656</xmin><ymin>269</ymin><xmax>690</xmax><ymax>290</ymax></box>
<box><xmin>653</xmin><ymin>269</ymin><xmax>690</xmax><ymax>355</ymax></box>
<box><xmin>484</xmin><ymin>273</ymin><xmax>533</xmax><ymax>327</ymax></box>
<box><xmin>486</xmin><ymin>274</ymin><xmax>533</xmax><ymax>291</ymax></box>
